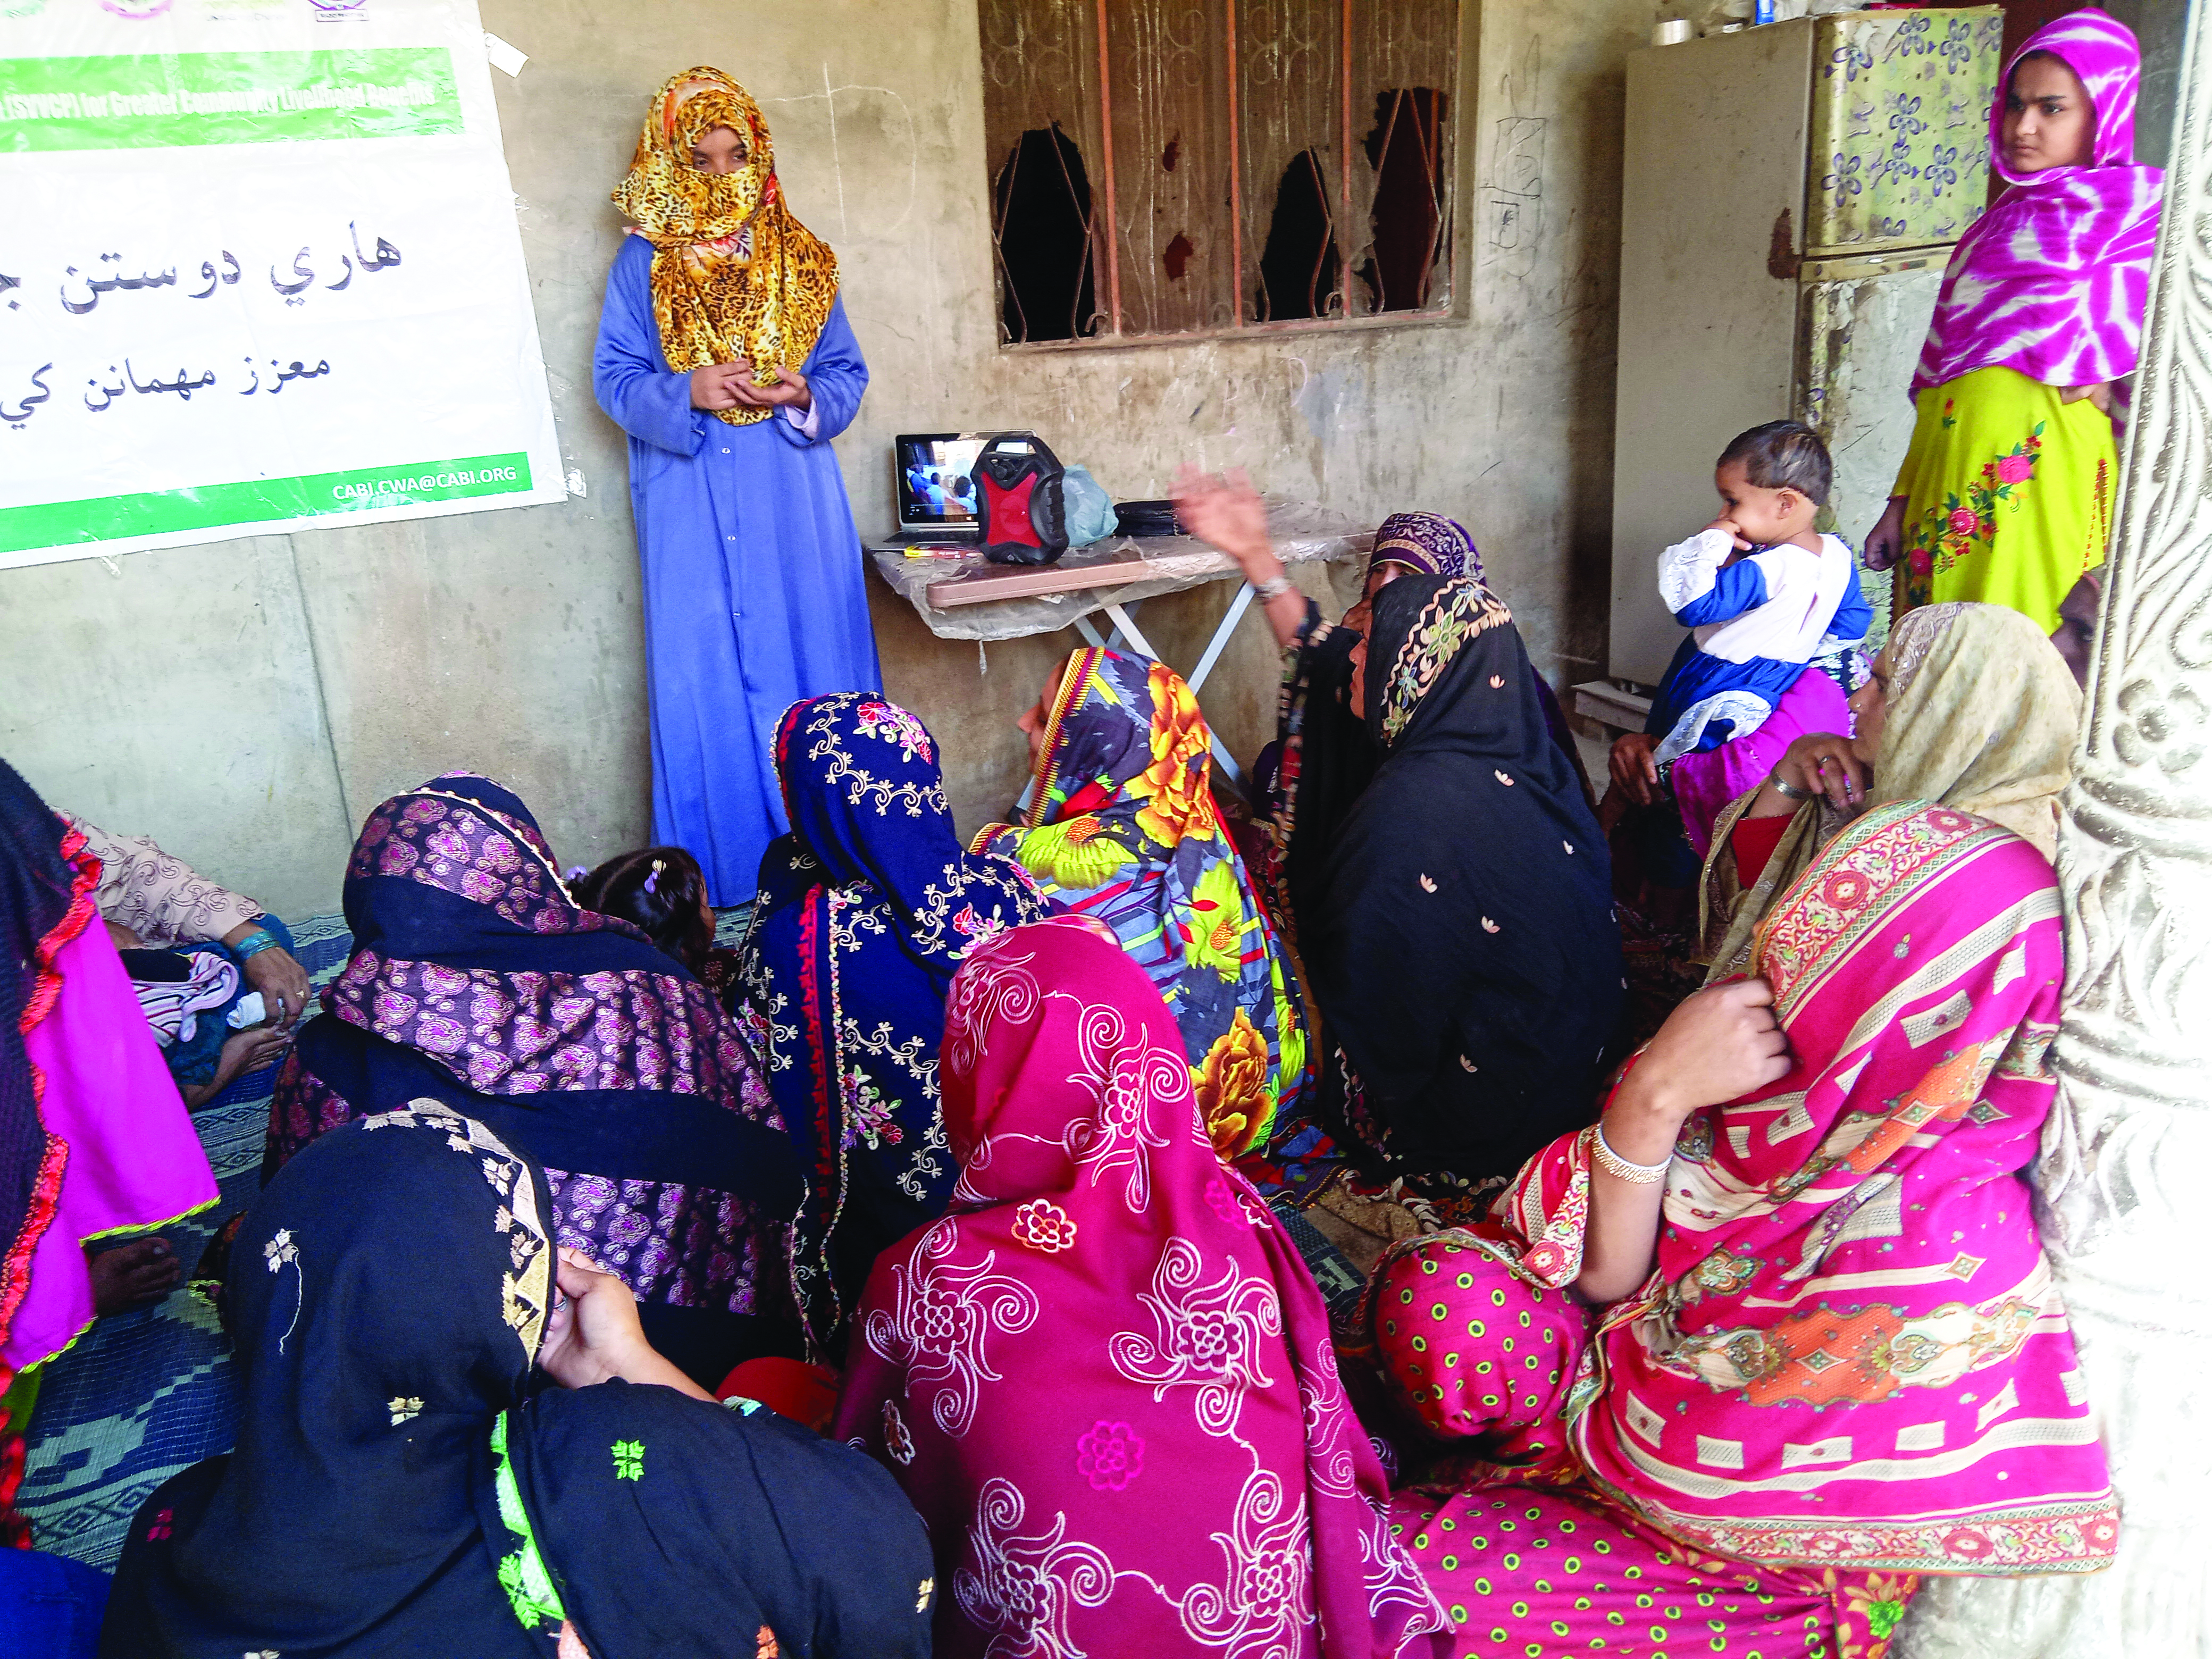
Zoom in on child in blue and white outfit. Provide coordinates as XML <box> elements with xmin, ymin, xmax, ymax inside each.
<box><xmin>1619</xmin><ymin>421</ymin><xmax>1869</xmax><ymax>787</ymax></box>
<box><xmin>1608</xmin><ymin>421</ymin><xmax>1869</xmax><ymax>899</ymax></box>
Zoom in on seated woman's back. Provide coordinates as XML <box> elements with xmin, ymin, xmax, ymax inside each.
<box><xmin>975</xmin><ymin>650</ymin><xmax>1310</xmax><ymax>1166</ymax></box>
<box><xmin>1305</xmin><ymin>575</ymin><xmax>1624</xmax><ymax>1193</ymax></box>
<box><xmin>100</xmin><ymin>1103</ymin><xmax>933</xmax><ymax>1658</ymax></box>
<box><xmin>731</xmin><ymin>693</ymin><xmax>1051</xmax><ymax>1353</ymax></box>
<box><xmin>833</xmin><ymin>917</ymin><xmax>1451</xmax><ymax>1658</ymax></box>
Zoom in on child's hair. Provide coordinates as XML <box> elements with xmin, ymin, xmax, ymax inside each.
<box><xmin>572</xmin><ymin>845</ymin><xmax>713</xmax><ymax>970</ymax></box>
<box><xmin>1718</xmin><ymin>420</ymin><xmax>1832</xmax><ymax>506</ymax></box>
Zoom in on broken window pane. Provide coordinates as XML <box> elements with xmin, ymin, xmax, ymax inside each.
<box><xmin>993</xmin><ymin>125</ymin><xmax>1100</xmax><ymax>342</ymax></box>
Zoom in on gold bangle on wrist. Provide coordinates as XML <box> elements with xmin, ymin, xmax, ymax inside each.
<box><xmin>1593</xmin><ymin>1124</ymin><xmax>1670</xmax><ymax>1185</ymax></box>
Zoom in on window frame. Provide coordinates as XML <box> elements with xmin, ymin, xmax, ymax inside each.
<box><xmin>983</xmin><ymin>0</ymin><xmax>1466</xmax><ymax>353</ymax></box>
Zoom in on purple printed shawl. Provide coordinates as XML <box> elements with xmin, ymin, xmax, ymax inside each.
<box><xmin>269</xmin><ymin>774</ymin><xmax>794</xmax><ymax>1315</ymax></box>
<box><xmin>1914</xmin><ymin>9</ymin><xmax>2164</xmax><ymax>396</ymax></box>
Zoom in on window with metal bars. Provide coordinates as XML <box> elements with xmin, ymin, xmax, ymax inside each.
<box><xmin>981</xmin><ymin>0</ymin><xmax>1459</xmax><ymax>346</ymax></box>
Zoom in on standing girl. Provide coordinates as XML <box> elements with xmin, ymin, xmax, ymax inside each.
<box><xmin>1863</xmin><ymin>11</ymin><xmax>2163</xmax><ymax>633</ymax></box>
<box><xmin>595</xmin><ymin>67</ymin><xmax>881</xmax><ymax>905</ymax></box>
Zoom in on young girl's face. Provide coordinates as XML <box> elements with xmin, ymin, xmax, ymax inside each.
<box><xmin>687</xmin><ymin>123</ymin><xmax>750</xmax><ymax>175</ymax></box>
<box><xmin>1713</xmin><ymin>459</ymin><xmax>1812</xmax><ymax>547</ymax></box>
<box><xmin>2003</xmin><ymin>54</ymin><xmax>2096</xmax><ymax>173</ymax></box>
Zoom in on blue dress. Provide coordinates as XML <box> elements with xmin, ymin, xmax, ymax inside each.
<box><xmin>593</xmin><ymin>235</ymin><xmax>883</xmax><ymax>903</ymax></box>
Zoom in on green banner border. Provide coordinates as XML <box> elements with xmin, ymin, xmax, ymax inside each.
<box><xmin>0</xmin><ymin>452</ymin><xmax>537</xmax><ymax>554</ymax></box>
<box><xmin>0</xmin><ymin>49</ymin><xmax>462</xmax><ymax>152</ymax></box>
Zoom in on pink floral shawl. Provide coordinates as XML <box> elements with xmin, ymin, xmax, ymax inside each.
<box><xmin>1480</xmin><ymin>802</ymin><xmax>2118</xmax><ymax>1576</ymax></box>
<box><xmin>832</xmin><ymin>916</ymin><xmax>1450</xmax><ymax>1658</ymax></box>
<box><xmin>1913</xmin><ymin>10</ymin><xmax>2163</xmax><ymax>396</ymax></box>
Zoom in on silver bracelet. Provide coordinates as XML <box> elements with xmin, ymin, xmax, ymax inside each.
<box><xmin>1593</xmin><ymin>1123</ymin><xmax>1670</xmax><ymax>1185</ymax></box>
<box><xmin>1254</xmin><ymin>572</ymin><xmax>1295</xmax><ymax>602</ymax></box>
<box><xmin>1767</xmin><ymin>769</ymin><xmax>1812</xmax><ymax>801</ymax></box>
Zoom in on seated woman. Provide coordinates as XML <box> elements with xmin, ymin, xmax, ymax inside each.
<box><xmin>1</xmin><ymin>759</ymin><xmax>219</xmax><ymax>1544</ymax></box>
<box><xmin>265</xmin><ymin>772</ymin><xmax>800</xmax><ymax>1385</ymax></box>
<box><xmin>1701</xmin><ymin>601</ymin><xmax>2080</xmax><ymax>978</ymax></box>
<box><xmin>729</xmin><ymin>693</ymin><xmax>1050</xmax><ymax>1354</ymax></box>
<box><xmin>101</xmin><ymin>1104</ymin><xmax>933</xmax><ymax>1659</ymax></box>
<box><xmin>1170</xmin><ymin>472</ymin><xmax>1589</xmax><ymax>946</ymax></box>
<box><xmin>1361</xmin><ymin>801</ymin><xmax>2118</xmax><ymax>1656</ymax></box>
<box><xmin>976</xmin><ymin>650</ymin><xmax>1308</xmax><ymax>1165</ymax></box>
<box><xmin>832</xmin><ymin>917</ymin><xmax>1453</xmax><ymax>1658</ymax></box>
<box><xmin>1292</xmin><ymin>571</ymin><xmax>1622</xmax><ymax>1201</ymax></box>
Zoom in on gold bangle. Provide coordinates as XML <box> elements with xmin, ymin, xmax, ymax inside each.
<box><xmin>1593</xmin><ymin>1124</ymin><xmax>1670</xmax><ymax>1185</ymax></box>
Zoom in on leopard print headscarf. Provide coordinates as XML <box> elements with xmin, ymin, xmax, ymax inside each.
<box><xmin>610</xmin><ymin>67</ymin><xmax>840</xmax><ymax>426</ymax></box>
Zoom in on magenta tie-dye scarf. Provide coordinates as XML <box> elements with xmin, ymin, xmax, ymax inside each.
<box><xmin>1913</xmin><ymin>9</ymin><xmax>2164</xmax><ymax>398</ymax></box>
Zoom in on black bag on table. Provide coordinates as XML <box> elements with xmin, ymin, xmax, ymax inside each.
<box><xmin>969</xmin><ymin>432</ymin><xmax>1069</xmax><ymax>566</ymax></box>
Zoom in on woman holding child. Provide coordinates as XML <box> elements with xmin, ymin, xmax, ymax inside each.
<box><xmin>267</xmin><ymin>773</ymin><xmax>801</xmax><ymax>1385</ymax></box>
<box><xmin>1863</xmin><ymin>10</ymin><xmax>2162</xmax><ymax>633</ymax></box>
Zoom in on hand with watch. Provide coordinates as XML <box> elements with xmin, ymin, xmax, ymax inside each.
<box><xmin>223</xmin><ymin>918</ymin><xmax>311</xmax><ymax>1030</ymax></box>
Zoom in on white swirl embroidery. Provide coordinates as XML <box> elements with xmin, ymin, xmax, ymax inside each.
<box><xmin>1108</xmin><ymin>1237</ymin><xmax>1281</xmax><ymax>1437</ymax></box>
<box><xmin>1174</xmin><ymin>1466</ymin><xmax>1314</xmax><ymax>1659</ymax></box>
<box><xmin>953</xmin><ymin>1478</ymin><xmax>1117</xmax><ymax>1659</ymax></box>
<box><xmin>943</xmin><ymin>934</ymin><xmax>1042</xmax><ymax>1079</ymax></box>
<box><xmin>862</xmin><ymin>1219</ymin><xmax>1040</xmax><ymax>1437</ymax></box>
<box><xmin>1062</xmin><ymin>998</ymin><xmax>1180</xmax><ymax>1212</ymax></box>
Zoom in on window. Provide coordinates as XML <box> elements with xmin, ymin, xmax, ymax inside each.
<box><xmin>979</xmin><ymin>0</ymin><xmax>1460</xmax><ymax>346</ymax></box>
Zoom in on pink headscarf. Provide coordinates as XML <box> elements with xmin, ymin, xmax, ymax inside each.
<box><xmin>832</xmin><ymin>916</ymin><xmax>1450</xmax><ymax>1658</ymax></box>
<box><xmin>1913</xmin><ymin>9</ymin><xmax>2163</xmax><ymax>396</ymax></box>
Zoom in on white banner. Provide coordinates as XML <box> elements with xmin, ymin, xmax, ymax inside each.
<box><xmin>0</xmin><ymin>0</ymin><xmax>562</xmax><ymax>571</ymax></box>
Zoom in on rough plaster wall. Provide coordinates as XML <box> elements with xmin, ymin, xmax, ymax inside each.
<box><xmin>0</xmin><ymin>0</ymin><xmax>1648</xmax><ymax>917</ymax></box>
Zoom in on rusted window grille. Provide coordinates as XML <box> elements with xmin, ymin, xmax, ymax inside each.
<box><xmin>981</xmin><ymin>0</ymin><xmax>1458</xmax><ymax>345</ymax></box>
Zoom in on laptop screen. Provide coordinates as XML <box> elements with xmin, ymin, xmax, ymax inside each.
<box><xmin>895</xmin><ymin>433</ymin><xmax>988</xmax><ymax>535</ymax></box>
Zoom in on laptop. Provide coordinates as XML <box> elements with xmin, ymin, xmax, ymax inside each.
<box><xmin>890</xmin><ymin>432</ymin><xmax>988</xmax><ymax>546</ymax></box>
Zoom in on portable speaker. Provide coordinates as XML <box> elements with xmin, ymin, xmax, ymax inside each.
<box><xmin>969</xmin><ymin>432</ymin><xmax>1069</xmax><ymax>566</ymax></box>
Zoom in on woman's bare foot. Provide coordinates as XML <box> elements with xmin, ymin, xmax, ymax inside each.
<box><xmin>89</xmin><ymin>1237</ymin><xmax>180</xmax><ymax>1315</ymax></box>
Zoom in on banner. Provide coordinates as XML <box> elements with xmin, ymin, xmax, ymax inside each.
<box><xmin>0</xmin><ymin>0</ymin><xmax>563</xmax><ymax>571</ymax></box>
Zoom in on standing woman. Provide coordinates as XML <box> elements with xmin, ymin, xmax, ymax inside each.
<box><xmin>1863</xmin><ymin>11</ymin><xmax>2163</xmax><ymax>632</ymax></box>
<box><xmin>596</xmin><ymin>67</ymin><xmax>881</xmax><ymax>906</ymax></box>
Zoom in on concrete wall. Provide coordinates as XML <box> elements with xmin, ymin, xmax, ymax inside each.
<box><xmin>0</xmin><ymin>0</ymin><xmax>1653</xmax><ymax>918</ymax></box>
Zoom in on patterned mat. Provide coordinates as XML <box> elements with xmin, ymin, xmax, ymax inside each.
<box><xmin>21</xmin><ymin>906</ymin><xmax>756</xmax><ymax>1570</ymax></box>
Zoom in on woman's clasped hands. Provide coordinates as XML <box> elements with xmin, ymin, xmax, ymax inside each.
<box><xmin>689</xmin><ymin>359</ymin><xmax>810</xmax><ymax>412</ymax></box>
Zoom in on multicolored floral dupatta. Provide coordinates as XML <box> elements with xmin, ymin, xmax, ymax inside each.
<box><xmin>1477</xmin><ymin>802</ymin><xmax>2119</xmax><ymax>1574</ymax></box>
<box><xmin>733</xmin><ymin>694</ymin><xmax>1049</xmax><ymax>1355</ymax></box>
<box><xmin>831</xmin><ymin>917</ymin><xmax>1451</xmax><ymax>1658</ymax></box>
<box><xmin>971</xmin><ymin>649</ymin><xmax>1311</xmax><ymax>1165</ymax></box>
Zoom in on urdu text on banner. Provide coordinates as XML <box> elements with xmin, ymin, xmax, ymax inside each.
<box><xmin>0</xmin><ymin>0</ymin><xmax>563</xmax><ymax>572</ymax></box>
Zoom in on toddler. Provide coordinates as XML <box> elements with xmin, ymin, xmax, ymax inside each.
<box><xmin>573</xmin><ymin>845</ymin><xmax>717</xmax><ymax>973</ymax></box>
<box><xmin>1613</xmin><ymin>420</ymin><xmax>1870</xmax><ymax>803</ymax></box>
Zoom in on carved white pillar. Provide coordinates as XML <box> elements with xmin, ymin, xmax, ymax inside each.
<box><xmin>1896</xmin><ymin>5</ymin><xmax>2212</xmax><ymax>1656</ymax></box>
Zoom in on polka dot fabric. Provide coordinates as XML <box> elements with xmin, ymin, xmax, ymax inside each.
<box><xmin>1388</xmin><ymin>1485</ymin><xmax>1913</xmax><ymax>1659</ymax></box>
<box><xmin>1372</xmin><ymin>1237</ymin><xmax>1918</xmax><ymax>1659</ymax></box>
<box><xmin>1375</xmin><ymin>1234</ymin><xmax>1587</xmax><ymax>1456</ymax></box>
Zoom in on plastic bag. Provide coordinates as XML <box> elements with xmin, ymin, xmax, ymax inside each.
<box><xmin>1060</xmin><ymin>466</ymin><xmax>1119</xmax><ymax>548</ymax></box>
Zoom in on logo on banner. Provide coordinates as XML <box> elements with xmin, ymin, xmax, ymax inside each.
<box><xmin>100</xmin><ymin>0</ymin><xmax>173</xmax><ymax>17</ymax></box>
<box><xmin>308</xmin><ymin>0</ymin><xmax>370</xmax><ymax>16</ymax></box>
